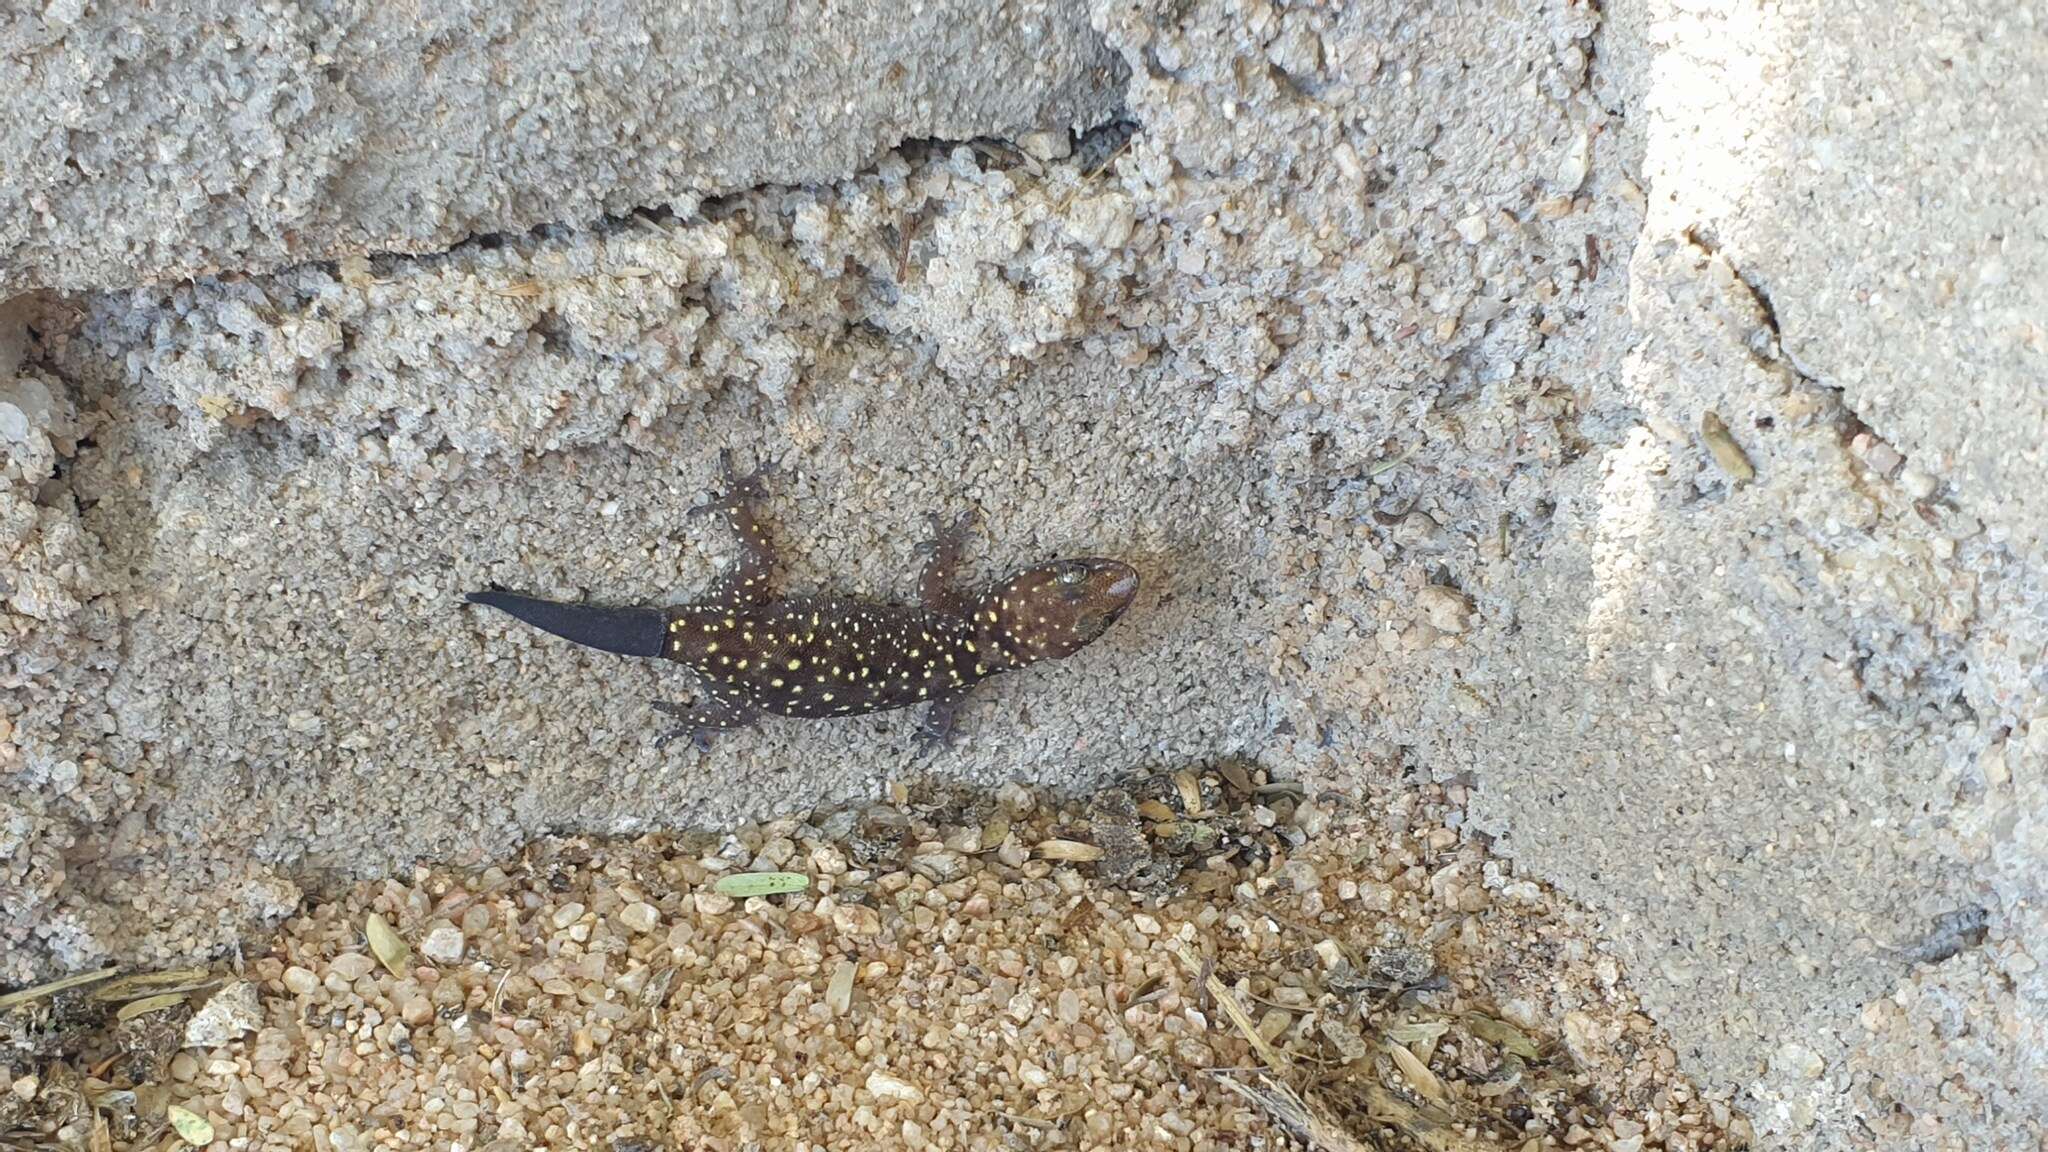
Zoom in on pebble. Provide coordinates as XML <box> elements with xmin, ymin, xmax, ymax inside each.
<box><xmin>281</xmin><ymin>966</ymin><xmax>319</xmax><ymax>995</ymax></box>
<box><xmin>1772</xmin><ymin>1041</ymin><xmax>1826</xmax><ymax>1080</ymax></box>
<box><xmin>419</xmin><ymin>923</ymin><xmax>466</xmax><ymax>964</ymax></box>
<box><xmin>183</xmin><ymin>980</ymin><xmax>263</xmax><ymax>1048</ymax></box>
<box><xmin>618</xmin><ymin>902</ymin><xmax>660</xmax><ymax>933</ymax></box>
<box><xmin>865</xmin><ymin>1070</ymin><xmax>925</xmax><ymax>1103</ymax></box>
<box><xmin>1418</xmin><ymin>585</ymin><xmax>1474</xmax><ymax>633</ymax></box>
<box><xmin>329</xmin><ymin>953</ymin><xmax>376</xmax><ymax>981</ymax></box>
<box><xmin>1898</xmin><ymin>464</ymin><xmax>1938</xmax><ymax>499</ymax></box>
<box><xmin>908</xmin><ymin>849</ymin><xmax>967</xmax><ymax>884</ymax></box>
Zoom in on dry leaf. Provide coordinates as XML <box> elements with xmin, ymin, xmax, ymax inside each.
<box><xmin>0</xmin><ymin>967</ymin><xmax>119</xmax><ymax>1012</ymax></box>
<box><xmin>114</xmin><ymin>992</ymin><xmax>188</xmax><ymax>1022</ymax></box>
<box><xmin>1701</xmin><ymin>411</ymin><xmax>1756</xmax><ymax>483</ymax></box>
<box><xmin>1387</xmin><ymin>1040</ymin><xmax>1446</xmax><ymax>1102</ymax></box>
<box><xmin>166</xmin><ymin>1104</ymin><xmax>214</xmax><ymax>1146</ymax></box>
<box><xmin>366</xmin><ymin>913</ymin><xmax>411</xmax><ymax>978</ymax></box>
<box><xmin>713</xmin><ymin>872</ymin><xmax>810</xmax><ymax>898</ymax></box>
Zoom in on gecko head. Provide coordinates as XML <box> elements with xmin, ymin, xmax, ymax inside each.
<box><xmin>972</xmin><ymin>558</ymin><xmax>1140</xmax><ymax>667</ymax></box>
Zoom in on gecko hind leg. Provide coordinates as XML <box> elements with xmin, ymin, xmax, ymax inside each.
<box><xmin>653</xmin><ymin>693</ymin><xmax>761</xmax><ymax>751</ymax></box>
<box><xmin>913</xmin><ymin>694</ymin><xmax>967</xmax><ymax>756</ymax></box>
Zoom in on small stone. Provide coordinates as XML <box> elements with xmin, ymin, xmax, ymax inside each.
<box><xmin>620</xmin><ymin>902</ymin><xmax>660</xmax><ymax>933</ymax></box>
<box><xmin>1862</xmin><ymin>438</ymin><xmax>1903</xmax><ymax>476</ymax></box>
<box><xmin>167</xmin><ymin>1053</ymin><xmax>198</xmax><ymax>1082</ymax></box>
<box><xmin>400</xmin><ymin>996</ymin><xmax>433</xmax><ymax>1027</ymax></box>
<box><xmin>1502</xmin><ymin>998</ymin><xmax>1542</xmax><ymax>1030</ymax></box>
<box><xmin>1066</xmin><ymin>194</ymin><xmax>1136</xmax><ymax>250</ymax></box>
<box><xmin>833</xmin><ymin>902</ymin><xmax>882</xmax><ymax>936</ymax></box>
<box><xmin>997</xmin><ymin>782</ymin><xmax>1035</xmax><ymax>815</ymax></box>
<box><xmin>280</xmin><ymin>966</ymin><xmax>319</xmax><ymax>995</ymax></box>
<box><xmin>694</xmin><ymin>892</ymin><xmax>735</xmax><ymax>916</ymax></box>
<box><xmin>419</xmin><ymin>923</ymin><xmax>466</xmax><ymax>965</ymax></box>
<box><xmin>865</xmin><ymin>1069</ymin><xmax>924</xmax><ymax>1103</ymax></box>
<box><xmin>329</xmin><ymin>953</ymin><xmax>376</xmax><ymax>981</ymax></box>
<box><xmin>1015</xmin><ymin>129</ymin><xmax>1071</xmax><ymax>162</ymax></box>
<box><xmin>551</xmin><ymin>902</ymin><xmax>586</xmax><ymax>929</ymax></box>
<box><xmin>809</xmin><ymin>843</ymin><xmax>850</xmax><ymax>875</ymax></box>
<box><xmin>1898</xmin><ymin>464</ymin><xmax>1937</xmax><ymax>500</ymax></box>
<box><xmin>1266</xmin><ymin>18</ymin><xmax>1322</xmax><ymax>77</ymax></box>
<box><xmin>183</xmin><ymin>981</ymin><xmax>263</xmax><ymax>1048</ymax></box>
<box><xmin>754</xmin><ymin>837</ymin><xmax>797</xmax><ymax>869</ymax></box>
<box><xmin>908</xmin><ymin>850</ymin><xmax>967</xmax><ymax>884</ymax></box>
<box><xmin>1562</xmin><ymin>1011</ymin><xmax>1602</xmax><ymax>1064</ymax></box>
<box><xmin>1317</xmin><ymin>1015</ymin><xmax>1368</xmax><ymax>1061</ymax></box>
<box><xmin>1553</xmin><ymin>128</ymin><xmax>1590</xmax><ymax>192</ymax></box>
<box><xmin>1771</xmin><ymin>1041</ymin><xmax>1825</xmax><ymax>1080</ymax></box>
<box><xmin>1281</xmin><ymin>859</ymin><xmax>1321</xmax><ymax>893</ymax></box>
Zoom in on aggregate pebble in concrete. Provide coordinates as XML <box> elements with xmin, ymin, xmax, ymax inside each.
<box><xmin>0</xmin><ymin>0</ymin><xmax>1124</xmax><ymax>295</ymax></box>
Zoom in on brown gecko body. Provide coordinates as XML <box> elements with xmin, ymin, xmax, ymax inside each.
<box><xmin>467</xmin><ymin>455</ymin><xmax>1139</xmax><ymax>748</ymax></box>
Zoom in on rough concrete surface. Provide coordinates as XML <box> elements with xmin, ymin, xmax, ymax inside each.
<box><xmin>0</xmin><ymin>0</ymin><xmax>1125</xmax><ymax>295</ymax></box>
<box><xmin>1</xmin><ymin>1</ymin><xmax>2042</xmax><ymax>1150</ymax></box>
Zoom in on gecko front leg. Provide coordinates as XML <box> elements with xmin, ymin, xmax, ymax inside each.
<box><xmin>690</xmin><ymin>450</ymin><xmax>779</xmax><ymax>610</ymax></box>
<box><xmin>916</xmin><ymin>510</ymin><xmax>980</xmax><ymax>619</ymax></box>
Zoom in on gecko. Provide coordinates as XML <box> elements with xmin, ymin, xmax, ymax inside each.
<box><xmin>465</xmin><ymin>453</ymin><xmax>1140</xmax><ymax>749</ymax></box>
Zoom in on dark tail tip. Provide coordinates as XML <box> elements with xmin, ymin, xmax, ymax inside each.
<box><xmin>464</xmin><ymin>587</ymin><xmax>668</xmax><ymax>659</ymax></box>
<box><xmin>463</xmin><ymin>581</ymin><xmax>512</xmax><ymax>607</ymax></box>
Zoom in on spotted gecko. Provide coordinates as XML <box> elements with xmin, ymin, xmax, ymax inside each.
<box><xmin>466</xmin><ymin>454</ymin><xmax>1140</xmax><ymax>748</ymax></box>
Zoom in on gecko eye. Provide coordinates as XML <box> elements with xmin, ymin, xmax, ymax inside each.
<box><xmin>1057</xmin><ymin>565</ymin><xmax>1086</xmax><ymax>585</ymax></box>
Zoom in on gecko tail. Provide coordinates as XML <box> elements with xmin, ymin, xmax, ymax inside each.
<box><xmin>465</xmin><ymin>588</ymin><xmax>668</xmax><ymax>659</ymax></box>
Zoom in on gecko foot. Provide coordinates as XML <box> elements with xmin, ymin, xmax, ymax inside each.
<box><xmin>688</xmin><ymin>449</ymin><xmax>776</xmax><ymax>518</ymax></box>
<box><xmin>653</xmin><ymin>725</ymin><xmax>718</xmax><ymax>752</ymax></box>
<box><xmin>652</xmin><ymin>697</ymin><xmax>750</xmax><ymax>751</ymax></box>
<box><xmin>913</xmin><ymin>698</ymin><xmax>963</xmax><ymax>756</ymax></box>
<box><xmin>915</xmin><ymin>509</ymin><xmax>980</xmax><ymax>557</ymax></box>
